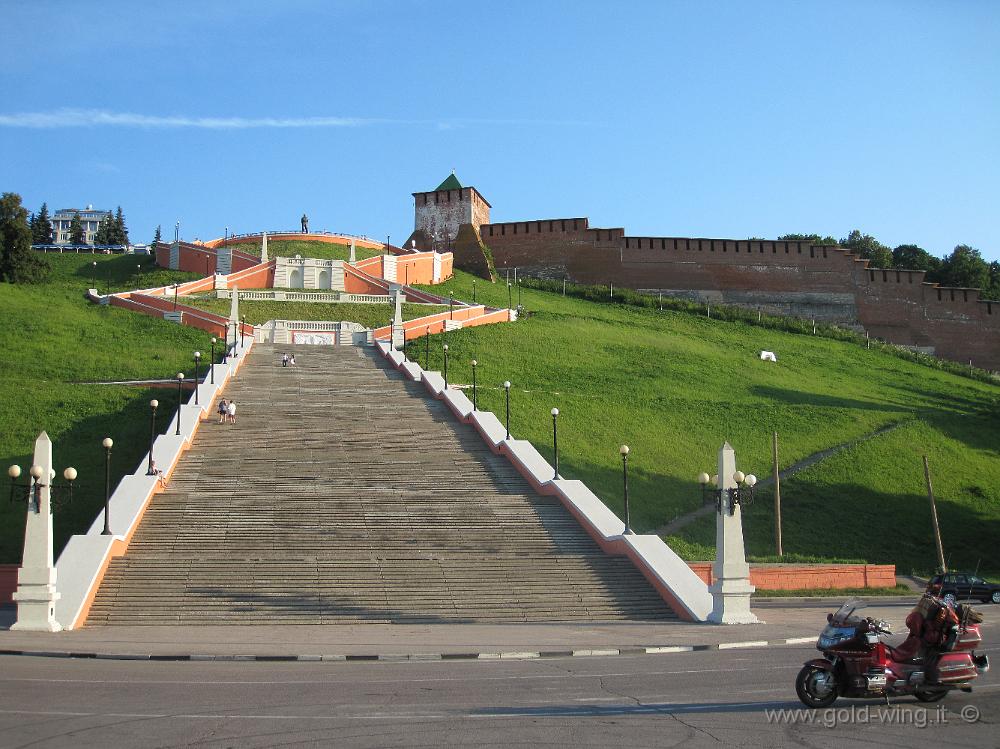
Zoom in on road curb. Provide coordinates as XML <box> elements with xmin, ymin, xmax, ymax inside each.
<box><xmin>0</xmin><ymin>636</ymin><xmax>818</xmax><ymax>662</ymax></box>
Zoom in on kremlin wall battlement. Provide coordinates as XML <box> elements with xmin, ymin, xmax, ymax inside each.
<box><xmin>406</xmin><ymin>176</ymin><xmax>999</xmax><ymax>371</ymax></box>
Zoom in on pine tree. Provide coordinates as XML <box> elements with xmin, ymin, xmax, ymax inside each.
<box><xmin>152</xmin><ymin>224</ymin><xmax>162</xmax><ymax>247</ymax></box>
<box><xmin>113</xmin><ymin>206</ymin><xmax>129</xmax><ymax>245</ymax></box>
<box><xmin>32</xmin><ymin>202</ymin><xmax>53</xmax><ymax>244</ymax></box>
<box><xmin>69</xmin><ymin>212</ymin><xmax>86</xmax><ymax>245</ymax></box>
<box><xmin>0</xmin><ymin>192</ymin><xmax>49</xmax><ymax>283</ymax></box>
<box><xmin>94</xmin><ymin>214</ymin><xmax>113</xmax><ymax>245</ymax></box>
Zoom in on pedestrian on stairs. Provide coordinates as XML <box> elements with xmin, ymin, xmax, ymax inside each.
<box><xmin>289</xmin><ymin>354</ymin><xmax>296</xmax><ymax>366</ymax></box>
<box><xmin>217</xmin><ymin>398</ymin><xmax>228</xmax><ymax>424</ymax></box>
<box><xmin>227</xmin><ymin>399</ymin><xmax>237</xmax><ymax>424</ymax></box>
<box><xmin>282</xmin><ymin>353</ymin><xmax>289</xmax><ymax>367</ymax></box>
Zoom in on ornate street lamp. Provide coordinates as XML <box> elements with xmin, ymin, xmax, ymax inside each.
<box><xmin>503</xmin><ymin>381</ymin><xmax>512</xmax><ymax>439</ymax></box>
<box><xmin>91</xmin><ymin>260</ymin><xmax>97</xmax><ymax>291</ymax></box>
<box><xmin>7</xmin><ymin>464</ymin><xmax>76</xmax><ymax>513</ymax></box>
<box><xmin>471</xmin><ymin>360</ymin><xmax>478</xmax><ymax>410</ymax></box>
<box><xmin>240</xmin><ymin>316</ymin><xmax>246</xmax><ymax>348</ymax></box>
<box><xmin>424</xmin><ymin>326</ymin><xmax>430</xmax><ymax>370</ymax></box>
<box><xmin>146</xmin><ymin>400</ymin><xmax>158</xmax><ymax>475</ymax></box>
<box><xmin>193</xmin><ymin>351</ymin><xmax>201</xmax><ymax>405</ymax></box>
<box><xmin>551</xmin><ymin>408</ymin><xmax>560</xmax><ymax>480</ymax></box>
<box><xmin>507</xmin><ymin>282</ymin><xmax>513</xmax><ymax>310</ymax></box>
<box><xmin>101</xmin><ymin>437</ymin><xmax>113</xmax><ymax>535</ymax></box>
<box><xmin>698</xmin><ymin>470</ymin><xmax>757</xmax><ymax>516</ymax></box>
<box><xmin>620</xmin><ymin>445</ymin><xmax>632</xmax><ymax>534</ymax></box>
<box><xmin>443</xmin><ymin>344</ymin><xmax>449</xmax><ymax>388</ymax></box>
<box><xmin>175</xmin><ymin>372</ymin><xmax>184</xmax><ymax>435</ymax></box>
<box><xmin>209</xmin><ymin>338</ymin><xmax>216</xmax><ymax>384</ymax></box>
<box><xmin>472</xmin><ymin>279</ymin><xmax>477</xmax><ymax>303</ymax></box>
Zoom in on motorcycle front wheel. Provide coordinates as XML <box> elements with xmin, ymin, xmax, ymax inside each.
<box><xmin>796</xmin><ymin>665</ymin><xmax>838</xmax><ymax>708</ymax></box>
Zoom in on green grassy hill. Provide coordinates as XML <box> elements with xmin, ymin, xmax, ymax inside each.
<box><xmin>227</xmin><ymin>238</ymin><xmax>382</xmax><ymax>262</ymax></box>
<box><xmin>413</xmin><ymin>270</ymin><xmax>1000</xmax><ymax>575</ymax></box>
<box><xmin>2</xmin><ymin>247</ymin><xmax>997</xmax><ymax>578</ymax></box>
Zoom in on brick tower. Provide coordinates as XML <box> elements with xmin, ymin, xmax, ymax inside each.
<box><xmin>408</xmin><ymin>173</ymin><xmax>491</xmax><ymax>251</ymax></box>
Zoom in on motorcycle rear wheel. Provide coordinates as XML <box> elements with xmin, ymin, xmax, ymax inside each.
<box><xmin>795</xmin><ymin>665</ymin><xmax>838</xmax><ymax>708</ymax></box>
<box><xmin>914</xmin><ymin>688</ymin><xmax>948</xmax><ymax>703</ymax></box>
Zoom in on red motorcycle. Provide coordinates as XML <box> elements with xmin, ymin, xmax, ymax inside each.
<box><xmin>796</xmin><ymin>598</ymin><xmax>989</xmax><ymax>707</ymax></box>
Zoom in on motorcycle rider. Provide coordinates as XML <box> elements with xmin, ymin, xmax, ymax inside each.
<box><xmin>892</xmin><ymin>593</ymin><xmax>959</xmax><ymax>682</ymax></box>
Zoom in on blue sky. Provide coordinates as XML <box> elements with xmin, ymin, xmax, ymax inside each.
<box><xmin>2</xmin><ymin>1</ymin><xmax>998</xmax><ymax>260</ymax></box>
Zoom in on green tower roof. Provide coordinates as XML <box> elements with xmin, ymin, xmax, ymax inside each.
<box><xmin>435</xmin><ymin>173</ymin><xmax>463</xmax><ymax>191</ymax></box>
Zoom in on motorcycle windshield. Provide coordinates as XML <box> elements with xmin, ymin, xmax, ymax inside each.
<box><xmin>830</xmin><ymin>598</ymin><xmax>866</xmax><ymax>626</ymax></box>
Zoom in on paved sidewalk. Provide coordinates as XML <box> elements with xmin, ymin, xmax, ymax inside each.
<box><xmin>2</xmin><ymin>600</ymin><xmax>950</xmax><ymax>662</ymax></box>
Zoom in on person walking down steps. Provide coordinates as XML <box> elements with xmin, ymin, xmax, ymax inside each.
<box><xmin>217</xmin><ymin>398</ymin><xmax>228</xmax><ymax>424</ymax></box>
<box><xmin>301</xmin><ymin>213</ymin><xmax>308</xmax><ymax>233</ymax></box>
<box><xmin>226</xmin><ymin>399</ymin><xmax>237</xmax><ymax>424</ymax></box>
<box><xmin>282</xmin><ymin>353</ymin><xmax>289</xmax><ymax>367</ymax></box>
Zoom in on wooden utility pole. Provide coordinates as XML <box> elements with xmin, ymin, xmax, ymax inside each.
<box><xmin>923</xmin><ymin>455</ymin><xmax>947</xmax><ymax>573</ymax></box>
<box><xmin>773</xmin><ymin>431</ymin><xmax>783</xmax><ymax>557</ymax></box>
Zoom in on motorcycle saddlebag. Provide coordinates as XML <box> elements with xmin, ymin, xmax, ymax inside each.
<box><xmin>953</xmin><ymin>624</ymin><xmax>983</xmax><ymax>652</ymax></box>
<box><xmin>935</xmin><ymin>653</ymin><xmax>977</xmax><ymax>683</ymax></box>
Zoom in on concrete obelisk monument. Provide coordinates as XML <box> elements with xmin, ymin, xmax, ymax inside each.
<box><xmin>708</xmin><ymin>442</ymin><xmax>760</xmax><ymax>624</ymax></box>
<box><xmin>11</xmin><ymin>432</ymin><xmax>62</xmax><ymax>632</ymax></box>
<box><xmin>392</xmin><ymin>291</ymin><xmax>405</xmax><ymax>350</ymax></box>
<box><xmin>229</xmin><ymin>284</ymin><xmax>240</xmax><ymax>354</ymax></box>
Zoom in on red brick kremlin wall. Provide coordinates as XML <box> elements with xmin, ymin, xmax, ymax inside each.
<box><xmin>468</xmin><ymin>219</ymin><xmax>999</xmax><ymax>370</ymax></box>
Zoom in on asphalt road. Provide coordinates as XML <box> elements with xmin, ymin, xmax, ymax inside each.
<box><xmin>1</xmin><ymin>640</ymin><xmax>997</xmax><ymax>749</ymax></box>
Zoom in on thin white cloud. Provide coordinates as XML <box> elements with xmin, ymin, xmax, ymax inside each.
<box><xmin>0</xmin><ymin>109</ymin><xmax>374</xmax><ymax>129</ymax></box>
<box><xmin>0</xmin><ymin>109</ymin><xmax>600</xmax><ymax>130</ymax></box>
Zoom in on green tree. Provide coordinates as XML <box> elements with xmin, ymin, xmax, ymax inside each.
<box><xmin>152</xmin><ymin>224</ymin><xmax>162</xmax><ymax>247</ymax></box>
<box><xmin>891</xmin><ymin>244</ymin><xmax>941</xmax><ymax>275</ymax></box>
<box><xmin>68</xmin><ymin>212</ymin><xmax>86</xmax><ymax>245</ymax></box>
<box><xmin>0</xmin><ymin>192</ymin><xmax>49</xmax><ymax>283</ymax></box>
<box><xmin>94</xmin><ymin>214</ymin><xmax>114</xmax><ymax>245</ymax></box>
<box><xmin>778</xmin><ymin>233</ymin><xmax>838</xmax><ymax>245</ymax></box>
<box><xmin>841</xmin><ymin>229</ymin><xmax>892</xmax><ymax>267</ymax></box>
<box><xmin>113</xmin><ymin>206</ymin><xmax>129</xmax><ymax>245</ymax></box>
<box><xmin>985</xmin><ymin>261</ymin><xmax>1000</xmax><ymax>301</ymax></box>
<box><xmin>939</xmin><ymin>244</ymin><xmax>989</xmax><ymax>290</ymax></box>
<box><xmin>31</xmin><ymin>202</ymin><xmax>53</xmax><ymax>244</ymax></box>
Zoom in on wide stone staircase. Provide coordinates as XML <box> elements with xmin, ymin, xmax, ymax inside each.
<box><xmin>87</xmin><ymin>344</ymin><xmax>676</xmax><ymax>624</ymax></box>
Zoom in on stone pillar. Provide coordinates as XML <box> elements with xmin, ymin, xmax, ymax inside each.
<box><xmin>707</xmin><ymin>442</ymin><xmax>759</xmax><ymax>624</ymax></box>
<box><xmin>392</xmin><ymin>291</ymin><xmax>405</xmax><ymax>349</ymax></box>
<box><xmin>261</xmin><ymin>232</ymin><xmax>268</xmax><ymax>264</ymax></box>
<box><xmin>11</xmin><ymin>432</ymin><xmax>62</xmax><ymax>632</ymax></box>
<box><xmin>229</xmin><ymin>285</ymin><xmax>240</xmax><ymax>353</ymax></box>
<box><xmin>349</xmin><ymin>239</ymin><xmax>356</xmax><ymax>264</ymax></box>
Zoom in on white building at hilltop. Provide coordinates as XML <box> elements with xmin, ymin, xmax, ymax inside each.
<box><xmin>51</xmin><ymin>205</ymin><xmax>111</xmax><ymax>245</ymax></box>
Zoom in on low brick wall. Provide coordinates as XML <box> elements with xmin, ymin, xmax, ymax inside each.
<box><xmin>0</xmin><ymin>564</ymin><xmax>17</xmax><ymax>605</ymax></box>
<box><xmin>687</xmin><ymin>562</ymin><xmax>896</xmax><ymax>590</ymax></box>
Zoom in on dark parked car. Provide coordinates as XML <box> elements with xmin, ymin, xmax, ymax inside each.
<box><xmin>926</xmin><ymin>573</ymin><xmax>1000</xmax><ymax>604</ymax></box>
